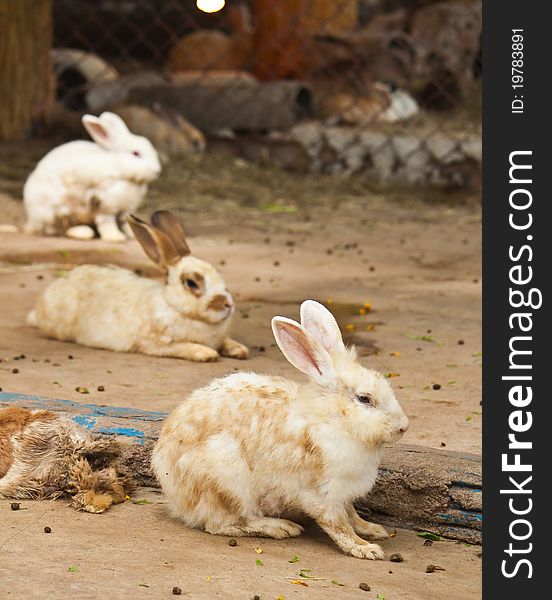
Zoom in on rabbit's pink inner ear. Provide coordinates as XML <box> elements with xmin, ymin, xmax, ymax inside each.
<box><xmin>300</xmin><ymin>300</ymin><xmax>345</xmax><ymax>355</ymax></box>
<box><xmin>272</xmin><ymin>317</ymin><xmax>335</xmax><ymax>383</ymax></box>
<box><xmin>82</xmin><ymin>117</ymin><xmax>113</xmax><ymax>149</ymax></box>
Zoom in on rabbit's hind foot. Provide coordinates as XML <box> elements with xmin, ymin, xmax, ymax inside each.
<box><xmin>206</xmin><ymin>516</ymin><xmax>304</xmax><ymax>539</ymax></box>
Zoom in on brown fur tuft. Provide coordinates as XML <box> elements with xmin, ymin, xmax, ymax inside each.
<box><xmin>0</xmin><ymin>407</ymin><xmax>134</xmax><ymax>512</ymax></box>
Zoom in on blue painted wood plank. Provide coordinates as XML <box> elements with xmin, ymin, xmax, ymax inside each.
<box><xmin>0</xmin><ymin>391</ymin><xmax>164</xmax><ymax>443</ymax></box>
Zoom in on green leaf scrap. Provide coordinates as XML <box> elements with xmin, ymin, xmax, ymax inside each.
<box><xmin>417</xmin><ymin>531</ymin><xmax>444</xmax><ymax>542</ymax></box>
<box><xmin>288</xmin><ymin>555</ymin><xmax>299</xmax><ymax>563</ymax></box>
<box><xmin>406</xmin><ymin>334</ymin><xmax>441</xmax><ymax>345</ymax></box>
<box><xmin>262</xmin><ymin>203</ymin><xmax>298</xmax><ymax>214</ymax></box>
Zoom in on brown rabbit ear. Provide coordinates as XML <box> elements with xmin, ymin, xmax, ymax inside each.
<box><xmin>150</xmin><ymin>211</ymin><xmax>191</xmax><ymax>257</ymax></box>
<box><xmin>127</xmin><ymin>214</ymin><xmax>180</xmax><ymax>270</ymax></box>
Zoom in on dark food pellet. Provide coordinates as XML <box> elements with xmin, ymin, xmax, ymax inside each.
<box><xmin>68</xmin><ymin>355</ymin><xmax>74</xmax><ymax>359</ymax></box>
<box><xmin>10</xmin><ymin>503</ymin><xmax>21</xmax><ymax>511</ymax></box>
<box><xmin>228</xmin><ymin>539</ymin><xmax>237</xmax><ymax>547</ymax></box>
<box><xmin>253</xmin><ymin>596</ymin><xmax>261</xmax><ymax>600</ymax></box>
<box><xmin>426</xmin><ymin>564</ymin><xmax>445</xmax><ymax>573</ymax></box>
<box><xmin>458</xmin><ymin>339</ymin><xmax>465</xmax><ymax>345</ymax></box>
<box><xmin>432</xmin><ymin>383</ymin><xmax>441</xmax><ymax>390</ymax></box>
<box><xmin>359</xmin><ymin>583</ymin><xmax>371</xmax><ymax>591</ymax></box>
<box><xmin>423</xmin><ymin>539</ymin><xmax>433</xmax><ymax>546</ymax></box>
<box><xmin>172</xmin><ymin>587</ymin><xmax>182</xmax><ymax>595</ymax></box>
<box><xmin>44</xmin><ymin>526</ymin><xmax>52</xmax><ymax>533</ymax></box>
<box><xmin>390</xmin><ymin>553</ymin><xmax>404</xmax><ymax>562</ymax></box>
<box><xmin>97</xmin><ymin>386</ymin><xmax>105</xmax><ymax>392</ymax></box>
<box><xmin>12</xmin><ymin>368</ymin><xmax>19</xmax><ymax>374</ymax></box>
<box><xmin>258</xmin><ymin>346</ymin><xmax>266</xmax><ymax>352</ymax></box>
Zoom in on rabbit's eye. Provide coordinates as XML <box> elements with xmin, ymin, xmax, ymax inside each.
<box><xmin>356</xmin><ymin>394</ymin><xmax>374</xmax><ymax>406</ymax></box>
<box><xmin>185</xmin><ymin>279</ymin><xmax>199</xmax><ymax>289</ymax></box>
<box><xmin>132</xmin><ymin>150</ymin><xmax>141</xmax><ymax>157</ymax></box>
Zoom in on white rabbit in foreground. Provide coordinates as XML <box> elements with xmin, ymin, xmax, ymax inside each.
<box><xmin>152</xmin><ymin>300</ymin><xmax>409</xmax><ymax>559</ymax></box>
<box><xmin>27</xmin><ymin>210</ymin><xmax>248</xmax><ymax>362</ymax></box>
<box><xmin>23</xmin><ymin>111</ymin><xmax>161</xmax><ymax>242</ymax></box>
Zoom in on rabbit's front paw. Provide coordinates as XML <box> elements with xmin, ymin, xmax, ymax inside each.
<box><xmin>358</xmin><ymin>523</ymin><xmax>389</xmax><ymax>540</ymax></box>
<box><xmin>66</xmin><ymin>225</ymin><xmax>95</xmax><ymax>240</ymax></box>
<box><xmin>349</xmin><ymin>542</ymin><xmax>385</xmax><ymax>560</ymax></box>
<box><xmin>100</xmin><ymin>228</ymin><xmax>127</xmax><ymax>243</ymax></box>
<box><xmin>190</xmin><ymin>346</ymin><xmax>220</xmax><ymax>362</ymax></box>
<box><xmin>221</xmin><ymin>338</ymin><xmax>249</xmax><ymax>360</ymax></box>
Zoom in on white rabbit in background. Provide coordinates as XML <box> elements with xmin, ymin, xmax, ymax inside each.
<box><xmin>23</xmin><ymin>111</ymin><xmax>161</xmax><ymax>242</ymax></box>
<box><xmin>152</xmin><ymin>300</ymin><xmax>409</xmax><ymax>559</ymax></box>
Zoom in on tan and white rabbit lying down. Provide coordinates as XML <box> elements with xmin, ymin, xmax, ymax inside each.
<box><xmin>0</xmin><ymin>407</ymin><xmax>133</xmax><ymax>513</ymax></box>
<box><xmin>152</xmin><ymin>300</ymin><xmax>409</xmax><ymax>559</ymax></box>
<box><xmin>27</xmin><ymin>211</ymin><xmax>248</xmax><ymax>363</ymax></box>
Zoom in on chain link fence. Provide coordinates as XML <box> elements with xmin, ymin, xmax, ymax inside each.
<box><xmin>50</xmin><ymin>0</ymin><xmax>482</xmax><ymax>188</ymax></box>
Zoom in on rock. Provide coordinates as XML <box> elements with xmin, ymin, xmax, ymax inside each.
<box><xmin>460</xmin><ymin>138</ymin><xmax>482</xmax><ymax>162</ymax></box>
<box><xmin>324</xmin><ymin>127</ymin><xmax>357</xmax><ymax>154</ymax></box>
<box><xmin>289</xmin><ymin>122</ymin><xmax>324</xmax><ymax>159</ymax></box>
<box><xmin>425</xmin><ymin>133</ymin><xmax>464</xmax><ymax>164</ymax></box>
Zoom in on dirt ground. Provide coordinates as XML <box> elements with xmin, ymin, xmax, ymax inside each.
<box><xmin>0</xmin><ymin>147</ymin><xmax>482</xmax><ymax>598</ymax></box>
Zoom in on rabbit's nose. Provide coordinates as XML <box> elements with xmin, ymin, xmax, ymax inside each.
<box><xmin>399</xmin><ymin>417</ymin><xmax>410</xmax><ymax>434</ymax></box>
<box><xmin>207</xmin><ymin>294</ymin><xmax>233</xmax><ymax>313</ymax></box>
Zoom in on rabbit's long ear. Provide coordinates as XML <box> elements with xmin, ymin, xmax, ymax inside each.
<box><xmin>99</xmin><ymin>112</ymin><xmax>130</xmax><ymax>138</ymax></box>
<box><xmin>300</xmin><ymin>300</ymin><xmax>345</xmax><ymax>355</ymax></box>
<box><xmin>272</xmin><ymin>317</ymin><xmax>336</xmax><ymax>385</ymax></box>
<box><xmin>150</xmin><ymin>211</ymin><xmax>191</xmax><ymax>257</ymax></box>
<box><xmin>127</xmin><ymin>214</ymin><xmax>180</xmax><ymax>270</ymax></box>
<box><xmin>82</xmin><ymin>115</ymin><xmax>118</xmax><ymax>150</ymax></box>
